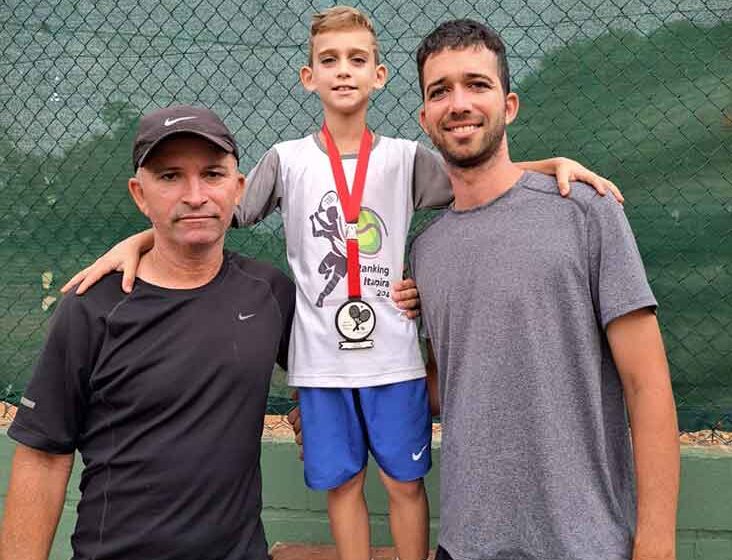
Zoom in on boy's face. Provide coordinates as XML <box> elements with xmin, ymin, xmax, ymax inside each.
<box><xmin>301</xmin><ymin>29</ymin><xmax>387</xmax><ymax>117</ymax></box>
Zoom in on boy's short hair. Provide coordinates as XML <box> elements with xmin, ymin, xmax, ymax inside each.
<box><xmin>416</xmin><ymin>19</ymin><xmax>511</xmax><ymax>98</ymax></box>
<box><xmin>308</xmin><ymin>5</ymin><xmax>380</xmax><ymax>66</ymax></box>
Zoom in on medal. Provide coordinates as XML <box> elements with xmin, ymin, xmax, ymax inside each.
<box><xmin>335</xmin><ymin>299</ymin><xmax>376</xmax><ymax>350</ymax></box>
<box><xmin>322</xmin><ymin>124</ymin><xmax>376</xmax><ymax>350</ymax></box>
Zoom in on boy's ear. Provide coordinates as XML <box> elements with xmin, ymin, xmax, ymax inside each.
<box><xmin>300</xmin><ymin>66</ymin><xmax>316</xmax><ymax>92</ymax></box>
<box><xmin>128</xmin><ymin>176</ymin><xmax>150</xmax><ymax>218</ymax></box>
<box><xmin>373</xmin><ymin>64</ymin><xmax>388</xmax><ymax>90</ymax></box>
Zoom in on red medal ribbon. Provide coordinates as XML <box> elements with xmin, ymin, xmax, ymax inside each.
<box><xmin>321</xmin><ymin>124</ymin><xmax>373</xmax><ymax>299</ymax></box>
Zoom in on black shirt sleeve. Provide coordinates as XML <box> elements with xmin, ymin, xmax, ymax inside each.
<box><xmin>8</xmin><ymin>286</ymin><xmax>115</xmax><ymax>454</ymax></box>
<box><xmin>270</xmin><ymin>271</ymin><xmax>296</xmax><ymax>370</ymax></box>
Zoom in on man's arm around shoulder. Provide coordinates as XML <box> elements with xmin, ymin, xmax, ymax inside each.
<box><xmin>607</xmin><ymin>308</ymin><xmax>679</xmax><ymax>560</ymax></box>
<box><xmin>0</xmin><ymin>444</ymin><xmax>74</xmax><ymax>560</ymax></box>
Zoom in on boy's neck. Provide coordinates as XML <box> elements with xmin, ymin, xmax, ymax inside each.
<box><xmin>320</xmin><ymin>107</ymin><xmax>369</xmax><ymax>155</ymax></box>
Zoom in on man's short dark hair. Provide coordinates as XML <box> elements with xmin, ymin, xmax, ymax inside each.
<box><xmin>416</xmin><ymin>19</ymin><xmax>510</xmax><ymax>98</ymax></box>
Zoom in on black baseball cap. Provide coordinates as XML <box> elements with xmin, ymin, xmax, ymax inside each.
<box><xmin>132</xmin><ymin>105</ymin><xmax>239</xmax><ymax>170</ymax></box>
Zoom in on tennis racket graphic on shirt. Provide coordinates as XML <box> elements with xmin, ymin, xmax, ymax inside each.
<box><xmin>348</xmin><ymin>304</ymin><xmax>372</xmax><ymax>331</ymax></box>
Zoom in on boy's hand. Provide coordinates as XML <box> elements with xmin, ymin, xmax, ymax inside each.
<box><xmin>61</xmin><ymin>230</ymin><xmax>153</xmax><ymax>295</ymax></box>
<box><xmin>286</xmin><ymin>390</ymin><xmax>303</xmax><ymax>461</ymax></box>
<box><xmin>554</xmin><ymin>157</ymin><xmax>623</xmax><ymax>202</ymax></box>
<box><xmin>391</xmin><ymin>278</ymin><xmax>420</xmax><ymax>319</ymax></box>
<box><xmin>517</xmin><ymin>157</ymin><xmax>624</xmax><ymax>203</ymax></box>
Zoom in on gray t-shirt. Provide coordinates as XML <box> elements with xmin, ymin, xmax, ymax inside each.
<box><xmin>410</xmin><ymin>171</ymin><xmax>657</xmax><ymax>560</ymax></box>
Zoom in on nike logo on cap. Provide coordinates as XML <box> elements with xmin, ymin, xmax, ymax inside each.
<box><xmin>238</xmin><ymin>313</ymin><xmax>256</xmax><ymax>321</ymax></box>
<box><xmin>164</xmin><ymin>116</ymin><xmax>198</xmax><ymax>126</ymax></box>
<box><xmin>412</xmin><ymin>443</ymin><xmax>428</xmax><ymax>461</ymax></box>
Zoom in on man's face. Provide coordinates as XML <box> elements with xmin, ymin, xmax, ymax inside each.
<box><xmin>301</xmin><ymin>29</ymin><xmax>387</xmax><ymax>116</ymax></box>
<box><xmin>419</xmin><ymin>46</ymin><xmax>518</xmax><ymax>168</ymax></box>
<box><xmin>129</xmin><ymin>135</ymin><xmax>244</xmax><ymax>250</ymax></box>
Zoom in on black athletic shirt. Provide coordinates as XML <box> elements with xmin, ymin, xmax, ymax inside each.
<box><xmin>9</xmin><ymin>251</ymin><xmax>295</xmax><ymax>560</ymax></box>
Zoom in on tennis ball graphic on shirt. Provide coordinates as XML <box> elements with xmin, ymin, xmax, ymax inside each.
<box><xmin>356</xmin><ymin>208</ymin><xmax>385</xmax><ymax>255</ymax></box>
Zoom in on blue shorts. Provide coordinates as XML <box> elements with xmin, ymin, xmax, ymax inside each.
<box><xmin>299</xmin><ymin>378</ymin><xmax>432</xmax><ymax>491</ymax></box>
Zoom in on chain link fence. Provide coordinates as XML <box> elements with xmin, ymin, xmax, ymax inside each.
<box><xmin>1</xmin><ymin>1</ymin><xmax>731</xmax><ymax>439</ymax></box>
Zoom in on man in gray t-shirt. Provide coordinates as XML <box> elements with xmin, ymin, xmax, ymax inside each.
<box><xmin>407</xmin><ymin>20</ymin><xmax>679</xmax><ymax>560</ymax></box>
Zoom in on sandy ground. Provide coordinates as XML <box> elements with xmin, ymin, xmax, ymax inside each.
<box><xmin>2</xmin><ymin>404</ymin><xmax>729</xmax><ymax>448</ymax></box>
<box><xmin>0</xmin><ymin>402</ymin><xmax>15</xmax><ymax>428</ymax></box>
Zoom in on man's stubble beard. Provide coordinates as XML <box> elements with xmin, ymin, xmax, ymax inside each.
<box><xmin>432</xmin><ymin>113</ymin><xmax>506</xmax><ymax>170</ymax></box>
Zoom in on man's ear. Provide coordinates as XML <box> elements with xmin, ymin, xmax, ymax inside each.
<box><xmin>373</xmin><ymin>64</ymin><xmax>388</xmax><ymax>90</ymax></box>
<box><xmin>234</xmin><ymin>173</ymin><xmax>245</xmax><ymax>205</ymax></box>
<box><xmin>300</xmin><ymin>65</ymin><xmax>315</xmax><ymax>92</ymax></box>
<box><xmin>128</xmin><ymin>176</ymin><xmax>149</xmax><ymax>218</ymax></box>
<box><xmin>505</xmin><ymin>92</ymin><xmax>520</xmax><ymax>126</ymax></box>
<box><xmin>418</xmin><ymin>105</ymin><xmax>428</xmax><ymax>134</ymax></box>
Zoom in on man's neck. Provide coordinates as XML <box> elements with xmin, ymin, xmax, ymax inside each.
<box><xmin>320</xmin><ymin>106</ymin><xmax>369</xmax><ymax>154</ymax></box>
<box><xmin>448</xmin><ymin>146</ymin><xmax>525</xmax><ymax>211</ymax></box>
<box><xmin>138</xmin><ymin>238</ymin><xmax>225</xmax><ymax>289</ymax></box>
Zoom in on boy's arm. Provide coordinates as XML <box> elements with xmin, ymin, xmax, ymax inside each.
<box><xmin>0</xmin><ymin>445</ymin><xmax>74</xmax><ymax>560</ymax></box>
<box><xmin>412</xmin><ymin>144</ymin><xmax>624</xmax><ymax>210</ymax></box>
<box><xmin>606</xmin><ymin>309</ymin><xmax>679</xmax><ymax>560</ymax></box>
<box><xmin>413</xmin><ymin>143</ymin><xmax>454</xmax><ymax>209</ymax></box>
<box><xmin>516</xmin><ymin>157</ymin><xmax>623</xmax><ymax>201</ymax></box>
<box><xmin>232</xmin><ymin>147</ymin><xmax>283</xmax><ymax>227</ymax></box>
<box><xmin>62</xmin><ymin>229</ymin><xmax>154</xmax><ymax>294</ymax></box>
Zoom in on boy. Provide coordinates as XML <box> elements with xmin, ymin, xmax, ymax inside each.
<box><xmin>64</xmin><ymin>7</ymin><xmax>621</xmax><ymax>560</ymax></box>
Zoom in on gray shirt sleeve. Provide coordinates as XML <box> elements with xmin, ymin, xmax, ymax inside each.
<box><xmin>587</xmin><ymin>193</ymin><xmax>658</xmax><ymax>329</ymax></box>
<box><xmin>232</xmin><ymin>147</ymin><xmax>283</xmax><ymax>227</ymax></box>
<box><xmin>413</xmin><ymin>143</ymin><xmax>453</xmax><ymax>210</ymax></box>
<box><xmin>408</xmin><ymin>243</ymin><xmax>431</xmax><ymax>341</ymax></box>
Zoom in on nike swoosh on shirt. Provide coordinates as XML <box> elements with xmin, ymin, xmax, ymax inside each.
<box><xmin>164</xmin><ymin>116</ymin><xmax>198</xmax><ymax>126</ymax></box>
<box><xmin>412</xmin><ymin>443</ymin><xmax>429</xmax><ymax>461</ymax></box>
<box><xmin>238</xmin><ymin>313</ymin><xmax>256</xmax><ymax>321</ymax></box>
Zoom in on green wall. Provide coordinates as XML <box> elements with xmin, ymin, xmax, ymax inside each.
<box><xmin>1</xmin><ymin>433</ymin><xmax>730</xmax><ymax>559</ymax></box>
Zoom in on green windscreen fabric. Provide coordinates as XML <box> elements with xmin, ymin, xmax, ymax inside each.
<box><xmin>1</xmin><ymin>1</ymin><xmax>730</xmax><ymax>431</ymax></box>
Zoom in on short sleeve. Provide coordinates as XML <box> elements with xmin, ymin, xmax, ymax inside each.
<box><xmin>586</xmin><ymin>193</ymin><xmax>658</xmax><ymax>329</ymax></box>
<box><xmin>270</xmin><ymin>272</ymin><xmax>296</xmax><ymax>370</ymax></box>
<box><xmin>232</xmin><ymin>147</ymin><xmax>283</xmax><ymax>227</ymax></box>
<box><xmin>408</xmin><ymin>241</ymin><xmax>432</xmax><ymax>341</ymax></box>
<box><xmin>413</xmin><ymin>143</ymin><xmax>453</xmax><ymax>210</ymax></box>
<box><xmin>8</xmin><ymin>293</ymin><xmax>103</xmax><ymax>454</ymax></box>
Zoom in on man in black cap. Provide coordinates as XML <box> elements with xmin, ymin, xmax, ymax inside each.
<box><xmin>0</xmin><ymin>105</ymin><xmax>295</xmax><ymax>560</ymax></box>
